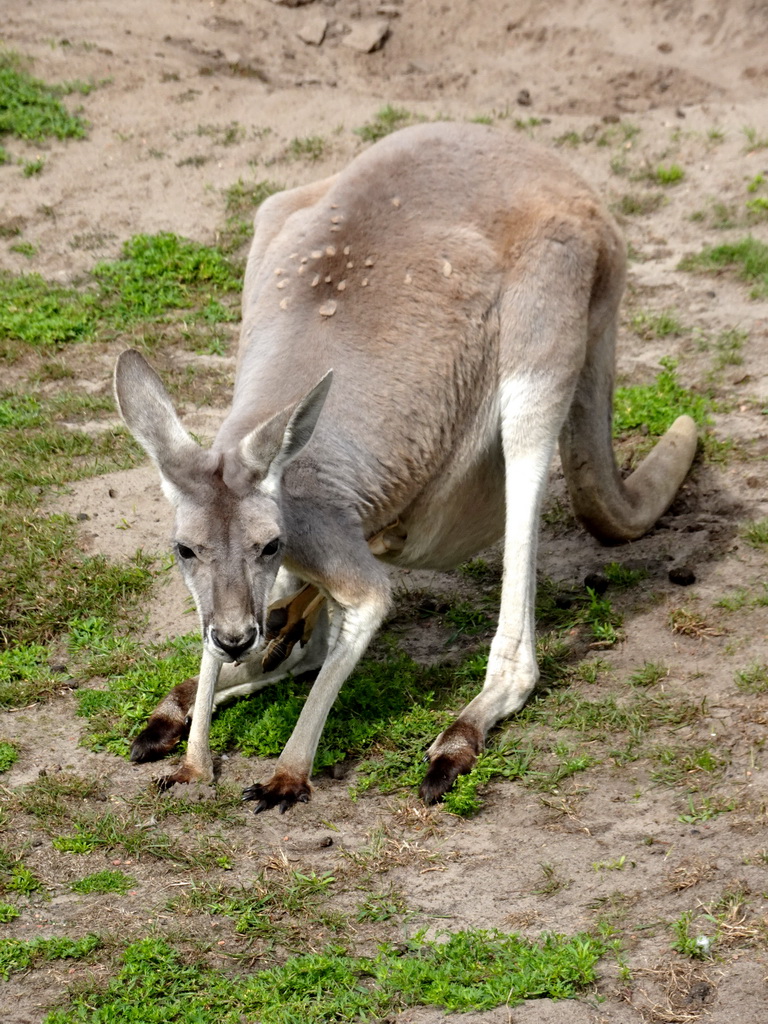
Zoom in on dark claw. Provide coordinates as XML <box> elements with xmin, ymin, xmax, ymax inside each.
<box><xmin>242</xmin><ymin>774</ymin><xmax>312</xmax><ymax>814</ymax></box>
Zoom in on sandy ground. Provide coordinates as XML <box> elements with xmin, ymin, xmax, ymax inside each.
<box><xmin>2</xmin><ymin>1</ymin><xmax>768</xmax><ymax>1021</ymax></box>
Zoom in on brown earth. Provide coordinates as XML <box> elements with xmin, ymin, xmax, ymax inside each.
<box><xmin>2</xmin><ymin>1</ymin><xmax>768</xmax><ymax>1021</ymax></box>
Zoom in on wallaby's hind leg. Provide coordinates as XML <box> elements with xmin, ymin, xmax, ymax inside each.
<box><xmin>420</xmin><ymin>372</ymin><xmax>575</xmax><ymax>802</ymax></box>
<box><xmin>421</xmin><ymin>236</ymin><xmax>594</xmax><ymax>801</ymax></box>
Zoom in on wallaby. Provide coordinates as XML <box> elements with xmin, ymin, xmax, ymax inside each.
<box><xmin>114</xmin><ymin>121</ymin><xmax>697</xmax><ymax>813</ymax></box>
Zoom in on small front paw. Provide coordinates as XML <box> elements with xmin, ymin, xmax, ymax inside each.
<box><xmin>242</xmin><ymin>770</ymin><xmax>312</xmax><ymax>814</ymax></box>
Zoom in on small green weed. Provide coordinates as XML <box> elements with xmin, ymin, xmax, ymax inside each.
<box><xmin>629</xmin><ymin>308</ymin><xmax>686</xmax><ymax>339</ymax></box>
<box><xmin>289</xmin><ymin>135</ymin><xmax>325</xmax><ymax>161</ymax></box>
<box><xmin>593</xmin><ymin>855</ymin><xmax>630</xmax><ymax>872</ymax></box>
<box><xmin>356</xmin><ymin>890</ymin><xmax>408</xmax><ymax>922</ymax></box>
<box><xmin>742</xmin><ymin>517</ymin><xmax>768</xmax><ymax>548</ymax></box>
<box><xmin>671</xmin><ymin>911</ymin><xmax>713</xmax><ymax>959</ymax></box>
<box><xmin>735</xmin><ymin>662</ymin><xmax>768</xmax><ymax>694</ymax></box>
<box><xmin>628</xmin><ymin>662</ymin><xmax>667</xmax><ymax>688</ymax></box>
<box><xmin>355</xmin><ymin>104</ymin><xmax>415</xmax><ymax>143</ymax></box>
<box><xmin>650</xmin><ymin>746</ymin><xmax>724</xmax><ymax>788</ymax></box>
<box><xmin>70</xmin><ymin>870</ymin><xmax>135</xmax><ymax>895</ymax></box>
<box><xmin>22</xmin><ymin>157</ymin><xmax>44</xmax><ymax>176</ymax></box>
<box><xmin>604</xmin><ymin>562</ymin><xmax>649</xmax><ymax>589</ymax></box>
<box><xmin>678</xmin><ymin>795</ymin><xmax>734</xmax><ymax>824</ymax></box>
<box><xmin>615</xmin><ymin>192</ymin><xmax>665</xmax><ymax>216</ymax></box>
<box><xmin>742</xmin><ymin>126</ymin><xmax>768</xmax><ymax>150</ymax></box>
<box><xmin>531</xmin><ymin>862</ymin><xmax>571</xmax><ymax>897</ymax></box>
<box><xmin>9</xmin><ymin>240</ymin><xmax>37</xmax><ymax>257</ymax></box>
<box><xmin>0</xmin><ymin>901</ymin><xmax>19</xmax><ymax>924</ymax></box>
<box><xmin>652</xmin><ymin>163</ymin><xmax>685</xmax><ymax>185</ymax></box>
<box><xmin>220</xmin><ymin>178</ymin><xmax>281</xmax><ymax>252</ymax></box>
<box><xmin>0</xmin><ymin>741</ymin><xmax>18</xmax><ymax>772</ymax></box>
<box><xmin>679</xmin><ymin>236</ymin><xmax>768</xmax><ymax>299</ymax></box>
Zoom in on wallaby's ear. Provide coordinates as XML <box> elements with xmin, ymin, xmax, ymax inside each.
<box><xmin>239</xmin><ymin>370</ymin><xmax>333</xmax><ymax>492</ymax></box>
<box><xmin>114</xmin><ymin>349</ymin><xmax>199</xmax><ymax>469</ymax></box>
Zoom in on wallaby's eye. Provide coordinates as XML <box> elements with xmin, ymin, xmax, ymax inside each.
<box><xmin>176</xmin><ymin>544</ymin><xmax>196</xmax><ymax>561</ymax></box>
<box><xmin>261</xmin><ymin>537</ymin><xmax>280</xmax><ymax>557</ymax></box>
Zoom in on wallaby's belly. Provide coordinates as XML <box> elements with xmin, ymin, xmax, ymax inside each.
<box><xmin>382</xmin><ymin>418</ymin><xmax>506</xmax><ymax>571</ymax></box>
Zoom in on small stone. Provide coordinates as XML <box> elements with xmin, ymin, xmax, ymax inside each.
<box><xmin>311</xmin><ymin>249</ymin><xmax>323</xmax><ymax>259</ymax></box>
<box><xmin>320</xmin><ymin>836</ymin><xmax>334</xmax><ymax>848</ymax></box>
<box><xmin>362</xmin><ymin>278</ymin><xmax>369</xmax><ymax>286</ymax></box>
<box><xmin>364</xmin><ymin>258</ymin><xmax>374</xmax><ymax>267</ymax></box>
<box><xmin>325</xmin><ymin>274</ymin><xmax>332</xmax><ymax>283</ymax></box>
<box><xmin>300</xmin><ymin>255</ymin><xmax>308</xmax><ymax>263</ymax></box>
<box><xmin>669</xmin><ymin>565</ymin><xmax>696</xmax><ymax>586</ymax></box>
<box><xmin>517</xmin><ymin>88</ymin><xmax>532</xmax><ymax>106</ymax></box>
<box><xmin>297</xmin><ymin>264</ymin><xmax>306</xmax><ymax>275</ymax></box>
<box><xmin>319</xmin><ymin>300</ymin><xmax>337</xmax><ymax>317</ymax></box>
<box><xmin>342</xmin><ymin>19</ymin><xmax>390</xmax><ymax>53</ymax></box>
<box><xmin>325</xmin><ymin>245</ymin><xmax>336</xmax><ymax>256</ymax></box>
<box><xmin>331</xmin><ymin>215</ymin><xmax>343</xmax><ymax>224</ymax></box>
<box><xmin>297</xmin><ymin>14</ymin><xmax>328</xmax><ymax>47</ymax></box>
<box><xmin>346</xmin><ymin>260</ymin><xmax>354</xmax><ymax>268</ymax></box>
<box><xmin>276</xmin><ymin>279</ymin><xmax>287</xmax><ymax>289</ymax></box>
<box><xmin>343</xmin><ymin>245</ymin><xmax>351</xmax><ymax>255</ymax></box>
<box><xmin>311</xmin><ymin>274</ymin><xmax>321</xmax><ymax>286</ymax></box>
<box><xmin>279</xmin><ymin>297</ymin><xmax>289</xmax><ymax>310</ymax></box>
<box><xmin>337</xmin><ymin>280</ymin><xmax>347</xmax><ymax>291</ymax></box>
<box><xmin>76</xmin><ymin>512</ymin><xmax>90</xmax><ymax>521</ymax></box>
<box><xmin>391</xmin><ymin>196</ymin><xmax>401</xmax><ymax>207</ymax></box>
<box><xmin>404</xmin><ymin>273</ymin><xmax>413</xmax><ymax>284</ymax></box>
<box><xmin>275</xmin><ymin>267</ymin><xmax>285</xmax><ymax>276</ymax></box>
<box><xmin>442</xmin><ymin>260</ymin><xmax>452</xmax><ymax>277</ymax></box>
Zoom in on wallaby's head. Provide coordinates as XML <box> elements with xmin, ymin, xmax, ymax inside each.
<box><xmin>114</xmin><ymin>349</ymin><xmax>331</xmax><ymax>663</ymax></box>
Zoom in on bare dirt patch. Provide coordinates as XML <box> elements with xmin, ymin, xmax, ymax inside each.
<box><xmin>2</xmin><ymin>1</ymin><xmax>768</xmax><ymax>1021</ymax></box>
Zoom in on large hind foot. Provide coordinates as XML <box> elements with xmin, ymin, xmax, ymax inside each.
<box><xmin>130</xmin><ymin>678</ymin><xmax>197</xmax><ymax>763</ymax></box>
<box><xmin>242</xmin><ymin>768</ymin><xmax>312</xmax><ymax>814</ymax></box>
<box><xmin>419</xmin><ymin>720</ymin><xmax>483</xmax><ymax>804</ymax></box>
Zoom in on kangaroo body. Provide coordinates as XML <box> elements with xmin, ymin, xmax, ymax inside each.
<box><xmin>115</xmin><ymin>123</ymin><xmax>697</xmax><ymax>811</ymax></box>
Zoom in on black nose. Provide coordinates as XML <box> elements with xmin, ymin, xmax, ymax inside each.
<box><xmin>210</xmin><ymin>627</ymin><xmax>258</xmax><ymax>661</ymax></box>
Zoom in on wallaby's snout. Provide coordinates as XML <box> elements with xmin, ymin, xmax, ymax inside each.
<box><xmin>207</xmin><ymin>625</ymin><xmax>260</xmax><ymax>663</ymax></box>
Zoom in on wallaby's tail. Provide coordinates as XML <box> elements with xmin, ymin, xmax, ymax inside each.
<box><xmin>559</xmin><ymin>324</ymin><xmax>698</xmax><ymax>544</ymax></box>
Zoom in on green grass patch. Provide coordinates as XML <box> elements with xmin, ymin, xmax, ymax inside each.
<box><xmin>43</xmin><ymin>930</ymin><xmax>604</xmax><ymax>1022</ymax></box>
<box><xmin>615</xmin><ymin>192</ymin><xmax>665</xmax><ymax>216</ymax></box>
<box><xmin>0</xmin><ymin>934</ymin><xmax>99</xmax><ymax>980</ymax></box>
<box><xmin>613</xmin><ymin>358</ymin><xmax>712</xmax><ymax>437</ymax></box>
<box><xmin>289</xmin><ymin>135</ymin><xmax>325</xmax><ymax>162</ymax></box>
<box><xmin>652</xmin><ymin>163</ymin><xmax>685</xmax><ymax>185</ymax></box>
<box><xmin>0</xmin><ymin>901</ymin><xmax>19</xmax><ymax>924</ymax></box>
<box><xmin>0</xmin><ymin>232</ymin><xmax>241</xmax><ymax>354</ymax></box>
<box><xmin>170</xmin><ymin>871</ymin><xmax>335</xmax><ymax>937</ymax></box>
<box><xmin>735</xmin><ymin>662</ymin><xmax>768</xmax><ymax>694</ymax></box>
<box><xmin>70</xmin><ymin>870</ymin><xmax>136</xmax><ymax>895</ymax></box>
<box><xmin>679</xmin><ymin>236</ymin><xmax>768</xmax><ymax>299</ymax></box>
<box><xmin>355</xmin><ymin>104</ymin><xmax>415</xmax><ymax>143</ymax></box>
<box><xmin>629</xmin><ymin>309</ymin><xmax>686</xmax><ymax>339</ymax></box>
<box><xmin>0</xmin><ymin>741</ymin><xmax>18</xmax><ymax>772</ymax></box>
<box><xmin>92</xmin><ymin>232</ymin><xmax>240</xmax><ymax>328</ymax></box>
<box><xmin>220</xmin><ymin>178</ymin><xmax>281</xmax><ymax>252</ymax></box>
<box><xmin>0</xmin><ymin>51</ymin><xmax>87</xmax><ymax>142</ymax></box>
<box><xmin>742</xmin><ymin>517</ymin><xmax>768</xmax><ymax>549</ymax></box>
